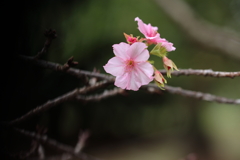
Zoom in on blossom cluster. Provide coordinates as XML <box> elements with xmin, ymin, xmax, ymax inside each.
<box><xmin>104</xmin><ymin>17</ymin><xmax>178</xmax><ymax>91</ymax></box>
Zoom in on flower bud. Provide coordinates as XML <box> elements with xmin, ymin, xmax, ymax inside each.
<box><xmin>154</xmin><ymin>70</ymin><xmax>167</xmax><ymax>89</ymax></box>
<box><xmin>163</xmin><ymin>56</ymin><xmax>179</xmax><ymax>78</ymax></box>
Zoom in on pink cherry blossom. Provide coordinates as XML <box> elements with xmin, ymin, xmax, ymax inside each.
<box><xmin>103</xmin><ymin>42</ymin><xmax>154</xmax><ymax>91</ymax></box>
<box><xmin>135</xmin><ymin>17</ymin><xmax>164</xmax><ymax>45</ymax></box>
<box><xmin>135</xmin><ymin>17</ymin><xmax>176</xmax><ymax>51</ymax></box>
<box><xmin>135</xmin><ymin>17</ymin><xmax>159</xmax><ymax>40</ymax></box>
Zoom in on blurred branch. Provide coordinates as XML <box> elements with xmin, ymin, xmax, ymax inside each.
<box><xmin>5</xmin><ymin>81</ymin><xmax>110</xmax><ymax>126</ymax></box>
<box><xmin>154</xmin><ymin>0</ymin><xmax>240</xmax><ymax>60</ymax></box>
<box><xmin>74</xmin><ymin>131</ymin><xmax>89</xmax><ymax>154</ymax></box>
<box><xmin>35</xmin><ymin>29</ymin><xmax>57</xmax><ymax>59</ymax></box>
<box><xmin>76</xmin><ymin>88</ymin><xmax>125</xmax><ymax>102</ymax></box>
<box><xmin>145</xmin><ymin>84</ymin><xmax>240</xmax><ymax>104</ymax></box>
<box><xmin>13</xmin><ymin>128</ymin><xmax>102</xmax><ymax>160</ymax></box>
<box><xmin>159</xmin><ymin>69</ymin><xmax>240</xmax><ymax>78</ymax></box>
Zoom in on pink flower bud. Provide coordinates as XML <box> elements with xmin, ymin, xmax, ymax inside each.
<box><xmin>154</xmin><ymin>70</ymin><xmax>167</xmax><ymax>89</ymax></box>
<box><xmin>123</xmin><ymin>33</ymin><xmax>143</xmax><ymax>45</ymax></box>
<box><xmin>163</xmin><ymin>56</ymin><xmax>178</xmax><ymax>78</ymax></box>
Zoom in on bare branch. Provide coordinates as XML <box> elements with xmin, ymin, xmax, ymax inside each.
<box><xmin>37</xmin><ymin>145</ymin><xmax>45</xmax><ymax>160</ymax></box>
<box><xmin>74</xmin><ymin>131</ymin><xmax>89</xmax><ymax>154</ymax></box>
<box><xmin>159</xmin><ymin>69</ymin><xmax>240</xmax><ymax>78</ymax></box>
<box><xmin>76</xmin><ymin>83</ymin><xmax>240</xmax><ymax>105</ymax></box>
<box><xmin>35</xmin><ymin>29</ymin><xmax>57</xmax><ymax>59</ymax></box>
<box><xmin>154</xmin><ymin>0</ymin><xmax>240</xmax><ymax>60</ymax></box>
<box><xmin>16</xmin><ymin>55</ymin><xmax>240</xmax><ymax>105</ymax></box>
<box><xmin>19</xmin><ymin>55</ymin><xmax>114</xmax><ymax>81</ymax></box>
<box><xmin>61</xmin><ymin>56</ymin><xmax>79</xmax><ymax>70</ymax></box>
<box><xmin>76</xmin><ymin>88</ymin><xmax>125</xmax><ymax>102</ymax></box>
<box><xmin>19</xmin><ymin>55</ymin><xmax>240</xmax><ymax>80</ymax></box>
<box><xmin>13</xmin><ymin>128</ymin><xmax>102</xmax><ymax>160</ymax></box>
<box><xmin>145</xmin><ymin>84</ymin><xmax>240</xmax><ymax>105</ymax></box>
<box><xmin>5</xmin><ymin>81</ymin><xmax>111</xmax><ymax>126</ymax></box>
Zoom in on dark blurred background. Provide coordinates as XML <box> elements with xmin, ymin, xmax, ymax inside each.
<box><xmin>2</xmin><ymin>0</ymin><xmax>240</xmax><ymax>159</ymax></box>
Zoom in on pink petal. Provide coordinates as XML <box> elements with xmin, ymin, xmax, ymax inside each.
<box><xmin>103</xmin><ymin>57</ymin><xmax>125</xmax><ymax>76</ymax></box>
<box><xmin>126</xmin><ymin>70</ymin><xmax>142</xmax><ymax>91</ymax></box>
<box><xmin>162</xmin><ymin>41</ymin><xmax>176</xmax><ymax>52</ymax></box>
<box><xmin>135</xmin><ymin>62</ymin><xmax>154</xmax><ymax>85</ymax></box>
<box><xmin>113</xmin><ymin>42</ymin><xmax>130</xmax><ymax>60</ymax></box>
<box><xmin>115</xmin><ymin>73</ymin><xmax>128</xmax><ymax>90</ymax></box>
<box><xmin>115</xmin><ymin>71</ymin><xmax>142</xmax><ymax>91</ymax></box>
<box><xmin>135</xmin><ymin>17</ymin><xmax>148</xmax><ymax>36</ymax></box>
<box><xmin>145</xmin><ymin>33</ymin><xmax>160</xmax><ymax>40</ymax></box>
<box><xmin>127</xmin><ymin>42</ymin><xmax>149</xmax><ymax>62</ymax></box>
<box><xmin>155</xmin><ymin>37</ymin><xmax>167</xmax><ymax>43</ymax></box>
<box><xmin>135</xmin><ymin>17</ymin><xmax>159</xmax><ymax>39</ymax></box>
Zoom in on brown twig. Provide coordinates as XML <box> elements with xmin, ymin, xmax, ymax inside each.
<box><xmin>5</xmin><ymin>81</ymin><xmax>111</xmax><ymax>126</ymax></box>
<box><xmin>145</xmin><ymin>84</ymin><xmax>240</xmax><ymax>105</ymax></box>
<box><xmin>35</xmin><ymin>29</ymin><xmax>57</xmax><ymax>59</ymax></box>
<box><xmin>13</xmin><ymin>128</ymin><xmax>102</xmax><ymax>160</ymax></box>
<box><xmin>19</xmin><ymin>55</ymin><xmax>114</xmax><ymax>81</ymax></box>
<box><xmin>154</xmin><ymin>0</ymin><xmax>240</xmax><ymax>60</ymax></box>
<box><xmin>159</xmin><ymin>69</ymin><xmax>240</xmax><ymax>78</ymax></box>
<box><xmin>61</xmin><ymin>56</ymin><xmax>79</xmax><ymax>70</ymax></box>
<box><xmin>19</xmin><ymin>55</ymin><xmax>240</xmax><ymax>79</ymax></box>
<box><xmin>17</xmin><ymin>55</ymin><xmax>240</xmax><ymax>105</ymax></box>
<box><xmin>76</xmin><ymin>88</ymin><xmax>125</xmax><ymax>102</ymax></box>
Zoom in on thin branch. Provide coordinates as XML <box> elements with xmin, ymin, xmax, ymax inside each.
<box><xmin>76</xmin><ymin>83</ymin><xmax>240</xmax><ymax>105</ymax></box>
<box><xmin>74</xmin><ymin>131</ymin><xmax>89</xmax><ymax>154</ymax></box>
<box><xmin>13</xmin><ymin>128</ymin><xmax>102</xmax><ymax>160</ymax></box>
<box><xmin>5</xmin><ymin>81</ymin><xmax>111</xmax><ymax>126</ymax></box>
<box><xmin>154</xmin><ymin>0</ymin><xmax>240</xmax><ymax>60</ymax></box>
<box><xmin>17</xmin><ymin>55</ymin><xmax>240</xmax><ymax>105</ymax></box>
<box><xmin>76</xmin><ymin>88</ymin><xmax>125</xmax><ymax>102</ymax></box>
<box><xmin>35</xmin><ymin>29</ymin><xmax>57</xmax><ymax>59</ymax></box>
<box><xmin>159</xmin><ymin>69</ymin><xmax>240</xmax><ymax>78</ymax></box>
<box><xmin>19</xmin><ymin>55</ymin><xmax>240</xmax><ymax>79</ymax></box>
<box><xmin>19</xmin><ymin>55</ymin><xmax>114</xmax><ymax>81</ymax></box>
<box><xmin>37</xmin><ymin>145</ymin><xmax>45</xmax><ymax>160</ymax></box>
<box><xmin>145</xmin><ymin>84</ymin><xmax>240</xmax><ymax>105</ymax></box>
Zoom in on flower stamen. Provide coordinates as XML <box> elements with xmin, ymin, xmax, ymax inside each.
<box><xmin>125</xmin><ymin>60</ymin><xmax>135</xmax><ymax>72</ymax></box>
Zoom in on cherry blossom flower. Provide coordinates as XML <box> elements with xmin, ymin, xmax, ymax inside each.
<box><xmin>163</xmin><ymin>56</ymin><xmax>178</xmax><ymax>77</ymax></box>
<box><xmin>103</xmin><ymin>42</ymin><xmax>154</xmax><ymax>91</ymax></box>
<box><xmin>135</xmin><ymin>17</ymin><xmax>160</xmax><ymax>41</ymax></box>
<box><xmin>135</xmin><ymin>17</ymin><xmax>176</xmax><ymax>51</ymax></box>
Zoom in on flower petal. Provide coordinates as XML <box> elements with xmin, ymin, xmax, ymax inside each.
<box><xmin>103</xmin><ymin>57</ymin><xmax>125</xmax><ymax>76</ymax></box>
<box><xmin>135</xmin><ymin>62</ymin><xmax>154</xmax><ymax>85</ymax></box>
<box><xmin>135</xmin><ymin>17</ymin><xmax>159</xmax><ymax>39</ymax></box>
<box><xmin>115</xmin><ymin>73</ymin><xmax>128</xmax><ymax>90</ymax></box>
<box><xmin>126</xmin><ymin>70</ymin><xmax>142</xmax><ymax>91</ymax></box>
<box><xmin>127</xmin><ymin>42</ymin><xmax>149</xmax><ymax>62</ymax></box>
<box><xmin>135</xmin><ymin>17</ymin><xmax>148</xmax><ymax>37</ymax></box>
<box><xmin>161</xmin><ymin>41</ymin><xmax>176</xmax><ymax>52</ymax></box>
<box><xmin>113</xmin><ymin>42</ymin><xmax>130</xmax><ymax>60</ymax></box>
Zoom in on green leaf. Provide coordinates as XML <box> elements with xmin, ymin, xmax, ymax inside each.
<box><xmin>150</xmin><ymin>43</ymin><xmax>168</xmax><ymax>58</ymax></box>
